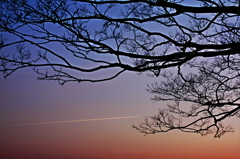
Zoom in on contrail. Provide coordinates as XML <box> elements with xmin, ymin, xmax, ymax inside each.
<box><xmin>1</xmin><ymin>116</ymin><xmax>140</xmax><ymax>127</ymax></box>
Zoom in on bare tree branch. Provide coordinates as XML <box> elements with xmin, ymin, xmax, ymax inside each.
<box><xmin>133</xmin><ymin>56</ymin><xmax>240</xmax><ymax>137</ymax></box>
<box><xmin>0</xmin><ymin>0</ymin><xmax>239</xmax><ymax>137</ymax></box>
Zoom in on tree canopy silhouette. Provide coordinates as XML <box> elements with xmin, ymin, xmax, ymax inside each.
<box><xmin>0</xmin><ymin>0</ymin><xmax>239</xmax><ymax>137</ymax></box>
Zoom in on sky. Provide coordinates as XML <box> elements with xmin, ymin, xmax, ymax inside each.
<box><xmin>0</xmin><ymin>68</ymin><xmax>239</xmax><ymax>159</ymax></box>
<box><xmin>0</xmin><ymin>0</ymin><xmax>240</xmax><ymax>159</ymax></box>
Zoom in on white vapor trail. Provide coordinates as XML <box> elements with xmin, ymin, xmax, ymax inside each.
<box><xmin>1</xmin><ymin>116</ymin><xmax>140</xmax><ymax>127</ymax></box>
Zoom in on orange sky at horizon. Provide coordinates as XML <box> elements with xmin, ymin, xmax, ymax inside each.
<box><xmin>0</xmin><ymin>71</ymin><xmax>239</xmax><ymax>159</ymax></box>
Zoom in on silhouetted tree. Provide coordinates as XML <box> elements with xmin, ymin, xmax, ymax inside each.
<box><xmin>0</xmin><ymin>0</ymin><xmax>239</xmax><ymax>137</ymax></box>
<box><xmin>133</xmin><ymin>56</ymin><xmax>240</xmax><ymax>137</ymax></box>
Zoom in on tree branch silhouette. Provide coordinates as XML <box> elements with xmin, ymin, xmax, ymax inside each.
<box><xmin>0</xmin><ymin>0</ymin><xmax>239</xmax><ymax>137</ymax></box>
<box><xmin>133</xmin><ymin>56</ymin><xmax>240</xmax><ymax>137</ymax></box>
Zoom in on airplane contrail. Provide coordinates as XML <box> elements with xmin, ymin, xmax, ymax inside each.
<box><xmin>1</xmin><ymin>116</ymin><xmax>140</xmax><ymax>127</ymax></box>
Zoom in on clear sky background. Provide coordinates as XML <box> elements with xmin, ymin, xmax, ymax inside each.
<box><xmin>0</xmin><ymin>0</ymin><xmax>240</xmax><ymax>159</ymax></box>
<box><xmin>0</xmin><ymin>68</ymin><xmax>239</xmax><ymax>159</ymax></box>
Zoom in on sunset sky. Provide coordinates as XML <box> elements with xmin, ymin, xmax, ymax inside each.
<box><xmin>0</xmin><ymin>68</ymin><xmax>239</xmax><ymax>159</ymax></box>
<box><xmin>0</xmin><ymin>0</ymin><xmax>240</xmax><ymax>159</ymax></box>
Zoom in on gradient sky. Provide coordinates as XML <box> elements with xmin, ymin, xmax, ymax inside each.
<box><xmin>0</xmin><ymin>0</ymin><xmax>240</xmax><ymax>159</ymax></box>
<box><xmin>0</xmin><ymin>69</ymin><xmax>239</xmax><ymax>159</ymax></box>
